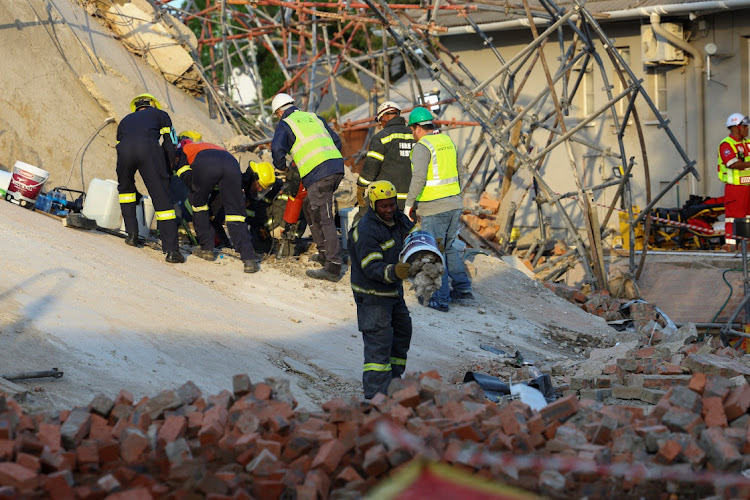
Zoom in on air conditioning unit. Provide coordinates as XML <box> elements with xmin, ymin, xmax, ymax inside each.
<box><xmin>641</xmin><ymin>23</ymin><xmax>686</xmax><ymax>64</ymax></box>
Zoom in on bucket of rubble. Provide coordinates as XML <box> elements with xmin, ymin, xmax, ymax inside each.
<box><xmin>399</xmin><ymin>230</ymin><xmax>445</xmax><ymax>301</ymax></box>
<box><xmin>6</xmin><ymin>161</ymin><xmax>49</xmax><ymax>209</ymax></box>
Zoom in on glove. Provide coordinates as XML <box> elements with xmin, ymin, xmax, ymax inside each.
<box><xmin>356</xmin><ymin>185</ymin><xmax>367</xmax><ymax>207</ymax></box>
<box><xmin>436</xmin><ymin>238</ymin><xmax>445</xmax><ymax>253</ymax></box>
<box><xmin>271</xmin><ymin>226</ymin><xmax>284</xmax><ymax>239</ymax></box>
<box><xmin>404</xmin><ymin>205</ymin><xmax>414</xmax><ymax>221</ymax></box>
<box><xmin>394</xmin><ymin>262</ymin><xmax>411</xmax><ymax>280</ymax></box>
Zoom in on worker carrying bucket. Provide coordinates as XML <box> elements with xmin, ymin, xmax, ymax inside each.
<box><xmin>398</xmin><ymin>230</ymin><xmax>445</xmax><ymax>304</ymax></box>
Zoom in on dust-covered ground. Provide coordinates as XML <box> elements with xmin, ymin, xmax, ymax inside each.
<box><xmin>0</xmin><ymin>201</ymin><xmax>616</xmax><ymax>412</ymax></box>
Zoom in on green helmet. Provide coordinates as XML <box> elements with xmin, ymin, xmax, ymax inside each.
<box><xmin>407</xmin><ymin>107</ymin><xmax>433</xmax><ymax>126</ymax></box>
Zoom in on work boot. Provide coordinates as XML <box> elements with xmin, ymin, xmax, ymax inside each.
<box><xmin>165</xmin><ymin>251</ymin><xmax>186</xmax><ymax>264</ymax></box>
<box><xmin>193</xmin><ymin>248</ymin><xmax>216</xmax><ymax>261</ymax></box>
<box><xmin>306</xmin><ymin>263</ymin><xmax>342</xmax><ymax>282</ymax></box>
<box><xmin>244</xmin><ymin>260</ymin><xmax>260</xmax><ymax>273</ymax></box>
<box><xmin>450</xmin><ymin>289</ymin><xmax>475</xmax><ymax>302</ymax></box>
<box><xmin>125</xmin><ymin>233</ymin><xmax>139</xmax><ymax>247</ymax></box>
<box><xmin>309</xmin><ymin>253</ymin><xmax>326</xmax><ymax>266</ymax></box>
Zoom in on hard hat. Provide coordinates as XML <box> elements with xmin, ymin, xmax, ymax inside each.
<box><xmin>376</xmin><ymin>101</ymin><xmax>401</xmax><ymax>121</ymax></box>
<box><xmin>368</xmin><ymin>180</ymin><xmax>397</xmax><ymax>210</ymax></box>
<box><xmin>407</xmin><ymin>107</ymin><xmax>434</xmax><ymax>127</ymax></box>
<box><xmin>130</xmin><ymin>93</ymin><xmax>162</xmax><ymax>112</ymax></box>
<box><xmin>271</xmin><ymin>93</ymin><xmax>295</xmax><ymax>114</ymax></box>
<box><xmin>249</xmin><ymin>161</ymin><xmax>275</xmax><ymax>190</ymax></box>
<box><xmin>178</xmin><ymin>130</ymin><xmax>202</xmax><ymax>142</ymax></box>
<box><xmin>726</xmin><ymin>113</ymin><xmax>749</xmax><ymax>128</ymax></box>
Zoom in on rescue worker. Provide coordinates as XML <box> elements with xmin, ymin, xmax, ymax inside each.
<box><xmin>718</xmin><ymin>113</ymin><xmax>750</xmax><ymax>250</ymax></box>
<box><xmin>174</xmin><ymin>132</ymin><xmax>260</xmax><ymax>273</ymax></box>
<box><xmin>348</xmin><ymin>180</ymin><xmax>416</xmax><ymax>399</ymax></box>
<box><xmin>242</xmin><ymin>161</ymin><xmax>299</xmax><ymax>255</ymax></box>
<box><xmin>116</xmin><ymin>93</ymin><xmax>184</xmax><ymax>263</ymax></box>
<box><xmin>271</xmin><ymin>92</ymin><xmax>345</xmax><ymax>282</ymax></box>
<box><xmin>355</xmin><ymin>101</ymin><xmax>414</xmax><ymax>218</ymax></box>
<box><xmin>404</xmin><ymin>107</ymin><xmax>473</xmax><ymax>312</ymax></box>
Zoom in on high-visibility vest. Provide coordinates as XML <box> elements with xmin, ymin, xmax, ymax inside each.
<box><xmin>411</xmin><ymin>133</ymin><xmax>460</xmax><ymax>202</ymax></box>
<box><xmin>283</xmin><ymin>111</ymin><xmax>342</xmax><ymax>178</ymax></box>
<box><xmin>718</xmin><ymin>136</ymin><xmax>750</xmax><ymax>185</ymax></box>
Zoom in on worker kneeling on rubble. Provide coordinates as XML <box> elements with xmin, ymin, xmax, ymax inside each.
<box><xmin>174</xmin><ymin>131</ymin><xmax>260</xmax><ymax>273</ymax></box>
<box><xmin>116</xmin><ymin>93</ymin><xmax>184</xmax><ymax>263</ymax></box>
<box><xmin>243</xmin><ymin>161</ymin><xmax>307</xmax><ymax>256</ymax></box>
<box><xmin>348</xmin><ymin>180</ymin><xmax>417</xmax><ymax>399</ymax></box>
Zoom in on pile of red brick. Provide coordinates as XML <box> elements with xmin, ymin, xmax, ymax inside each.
<box><xmin>1</xmin><ymin>367</ymin><xmax>749</xmax><ymax>499</ymax></box>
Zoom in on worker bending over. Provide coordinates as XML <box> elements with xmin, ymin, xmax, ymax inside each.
<box><xmin>271</xmin><ymin>93</ymin><xmax>345</xmax><ymax>282</ymax></box>
<box><xmin>116</xmin><ymin>93</ymin><xmax>184</xmax><ymax>263</ymax></box>
<box><xmin>349</xmin><ymin>181</ymin><xmax>416</xmax><ymax>399</ymax></box>
<box><xmin>174</xmin><ymin>131</ymin><xmax>260</xmax><ymax>273</ymax></box>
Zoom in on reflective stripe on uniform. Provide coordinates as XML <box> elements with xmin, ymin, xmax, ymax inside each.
<box><xmin>246</xmin><ymin>209</ymin><xmax>255</xmax><ymax>217</ymax></box>
<box><xmin>351</xmin><ymin>284</ymin><xmax>399</xmax><ymax>297</ymax></box>
<box><xmin>119</xmin><ymin>193</ymin><xmax>136</xmax><ymax>204</ymax></box>
<box><xmin>366</xmin><ymin>151</ymin><xmax>385</xmax><ymax>161</ymax></box>
<box><xmin>192</xmin><ymin>205</ymin><xmax>209</xmax><ymax>212</ymax></box>
<box><xmin>425</xmin><ymin>176</ymin><xmax>460</xmax><ymax>187</ymax></box>
<box><xmin>155</xmin><ymin>209</ymin><xmax>176</xmax><ymax>221</ymax></box>
<box><xmin>397</xmin><ymin>193</ymin><xmax>407</xmax><ymax>199</ymax></box>
<box><xmin>176</xmin><ymin>165</ymin><xmax>192</xmax><ymax>176</ymax></box>
<box><xmin>364</xmin><ymin>362</ymin><xmax>391</xmax><ymax>372</ymax></box>
<box><xmin>381</xmin><ymin>132</ymin><xmax>413</xmax><ymax>144</ymax></box>
<box><xmin>384</xmin><ymin>264</ymin><xmax>394</xmax><ymax>284</ymax></box>
<box><xmin>361</xmin><ymin>251</ymin><xmax>383</xmax><ymax>268</ymax></box>
<box><xmin>159</xmin><ymin>127</ymin><xmax>171</xmax><ymax>135</ymax></box>
<box><xmin>353</xmin><ymin>226</ymin><xmax>359</xmax><ymax>243</ymax></box>
<box><xmin>357</xmin><ymin>177</ymin><xmax>372</xmax><ymax>186</ymax></box>
<box><xmin>390</xmin><ymin>356</ymin><xmax>406</xmax><ymax>366</ymax></box>
<box><xmin>265</xmin><ymin>218</ymin><xmax>274</xmax><ymax>227</ymax></box>
<box><xmin>380</xmin><ymin>239</ymin><xmax>394</xmax><ymax>251</ymax></box>
<box><xmin>226</xmin><ymin>215</ymin><xmax>246</xmax><ymax>223</ymax></box>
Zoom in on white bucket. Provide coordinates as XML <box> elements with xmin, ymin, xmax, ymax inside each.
<box><xmin>399</xmin><ymin>230</ymin><xmax>445</xmax><ymax>267</ymax></box>
<box><xmin>119</xmin><ymin>196</ymin><xmax>155</xmax><ymax>238</ymax></box>
<box><xmin>82</xmin><ymin>179</ymin><xmax>121</xmax><ymax>229</ymax></box>
<box><xmin>0</xmin><ymin>170</ymin><xmax>11</xmax><ymax>198</ymax></box>
<box><xmin>6</xmin><ymin>161</ymin><xmax>49</xmax><ymax>209</ymax></box>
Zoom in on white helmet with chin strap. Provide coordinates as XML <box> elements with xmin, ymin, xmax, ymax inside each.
<box><xmin>376</xmin><ymin>101</ymin><xmax>401</xmax><ymax>121</ymax></box>
<box><xmin>726</xmin><ymin>113</ymin><xmax>749</xmax><ymax>128</ymax></box>
<box><xmin>272</xmin><ymin>93</ymin><xmax>295</xmax><ymax>114</ymax></box>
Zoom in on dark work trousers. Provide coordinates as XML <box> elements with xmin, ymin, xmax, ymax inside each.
<box><xmin>188</xmin><ymin>149</ymin><xmax>256</xmax><ymax>261</ymax></box>
<box><xmin>302</xmin><ymin>173</ymin><xmax>344</xmax><ymax>272</ymax></box>
<box><xmin>357</xmin><ymin>297</ymin><xmax>412</xmax><ymax>399</ymax></box>
<box><xmin>116</xmin><ymin>140</ymin><xmax>179</xmax><ymax>253</ymax></box>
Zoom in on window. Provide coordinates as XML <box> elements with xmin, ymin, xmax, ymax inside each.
<box><xmin>647</xmin><ymin>66</ymin><xmax>668</xmax><ymax>120</ymax></box>
<box><xmin>615</xmin><ymin>47</ymin><xmax>630</xmax><ymax>117</ymax></box>
<box><xmin>583</xmin><ymin>68</ymin><xmax>595</xmax><ymax>117</ymax></box>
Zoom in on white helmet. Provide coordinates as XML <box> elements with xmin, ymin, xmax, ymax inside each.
<box><xmin>726</xmin><ymin>113</ymin><xmax>749</xmax><ymax>128</ymax></box>
<box><xmin>271</xmin><ymin>93</ymin><xmax>295</xmax><ymax>114</ymax></box>
<box><xmin>376</xmin><ymin>101</ymin><xmax>400</xmax><ymax>121</ymax></box>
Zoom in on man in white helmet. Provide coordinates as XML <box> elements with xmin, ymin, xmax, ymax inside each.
<box><xmin>718</xmin><ymin>113</ymin><xmax>750</xmax><ymax>250</ymax></box>
<box><xmin>271</xmin><ymin>93</ymin><xmax>345</xmax><ymax>281</ymax></box>
<box><xmin>355</xmin><ymin>101</ymin><xmax>414</xmax><ymax>220</ymax></box>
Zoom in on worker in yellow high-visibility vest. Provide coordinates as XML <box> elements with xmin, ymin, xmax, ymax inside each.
<box><xmin>719</xmin><ymin>113</ymin><xmax>750</xmax><ymax>250</ymax></box>
<box><xmin>271</xmin><ymin>93</ymin><xmax>345</xmax><ymax>282</ymax></box>
<box><xmin>405</xmin><ymin>107</ymin><xmax>473</xmax><ymax>312</ymax></box>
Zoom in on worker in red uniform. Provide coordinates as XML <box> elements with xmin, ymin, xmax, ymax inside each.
<box><xmin>719</xmin><ymin>113</ymin><xmax>750</xmax><ymax>250</ymax></box>
<box><xmin>174</xmin><ymin>131</ymin><xmax>260</xmax><ymax>273</ymax></box>
<box><xmin>116</xmin><ymin>93</ymin><xmax>184</xmax><ymax>263</ymax></box>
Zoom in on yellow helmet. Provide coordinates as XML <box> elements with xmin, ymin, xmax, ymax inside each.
<box><xmin>178</xmin><ymin>130</ymin><xmax>202</xmax><ymax>142</ymax></box>
<box><xmin>249</xmin><ymin>161</ymin><xmax>275</xmax><ymax>189</ymax></box>
<box><xmin>130</xmin><ymin>93</ymin><xmax>162</xmax><ymax>112</ymax></box>
<box><xmin>368</xmin><ymin>180</ymin><xmax>397</xmax><ymax>210</ymax></box>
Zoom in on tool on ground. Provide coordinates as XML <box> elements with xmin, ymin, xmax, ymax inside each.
<box><xmin>2</xmin><ymin>368</ymin><xmax>64</xmax><ymax>381</ymax></box>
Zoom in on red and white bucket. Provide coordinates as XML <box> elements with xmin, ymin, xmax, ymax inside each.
<box><xmin>5</xmin><ymin>161</ymin><xmax>49</xmax><ymax>209</ymax></box>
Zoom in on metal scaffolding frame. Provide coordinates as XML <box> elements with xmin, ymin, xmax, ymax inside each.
<box><xmin>158</xmin><ymin>0</ymin><xmax>701</xmax><ymax>288</ymax></box>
